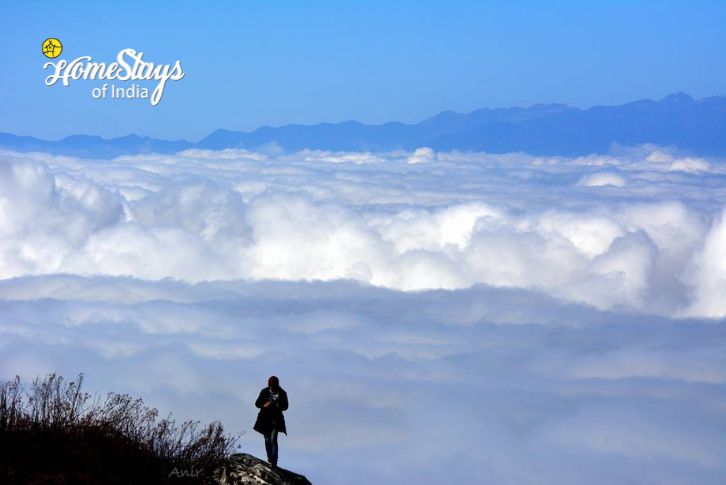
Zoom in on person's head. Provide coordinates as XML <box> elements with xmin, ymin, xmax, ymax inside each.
<box><xmin>268</xmin><ymin>375</ymin><xmax>280</xmax><ymax>389</ymax></box>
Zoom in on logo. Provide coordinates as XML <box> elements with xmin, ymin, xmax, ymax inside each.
<box><xmin>42</xmin><ymin>40</ymin><xmax>185</xmax><ymax>106</ymax></box>
<box><xmin>42</xmin><ymin>38</ymin><xmax>63</xmax><ymax>58</ymax></box>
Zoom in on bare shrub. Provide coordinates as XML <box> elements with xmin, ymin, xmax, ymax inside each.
<box><xmin>0</xmin><ymin>373</ymin><xmax>240</xmax><ymax>483</ymax></box>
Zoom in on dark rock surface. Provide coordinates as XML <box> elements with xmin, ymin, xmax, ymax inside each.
<box><xmin>214</xmin><ymin>453</ymin><xmax>312</xmax><ymax>485</ymax></box>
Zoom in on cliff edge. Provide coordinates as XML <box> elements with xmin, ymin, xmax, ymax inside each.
<box><xmin>215</xmin><ymin>453</ymin><xmax>312</xmax><ymax>485</ymax></box>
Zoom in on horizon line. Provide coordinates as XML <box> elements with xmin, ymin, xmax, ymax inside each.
<box><xmin>2</xmin><ymin>90</ymin><xmax>721</xmax><ymax>144</ymax></box>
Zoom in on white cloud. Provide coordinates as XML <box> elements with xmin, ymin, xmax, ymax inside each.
<box><xmin>0</xmin><ymin>275</ymin><xmax>724</xmax><ymax>484</ymax></box>
<box><xmin>407</xmin><ymin>147</ymin><xmax>437</xmax><ymax>164</ymax></box>
<box><xmin>1</xmin><ymin>146</ymin><xmax>725</xmax><ymax>483</ymax></box>
<box><xmin>1</xmin><ymin>147</ymin><xmax>725</xmax><ymax>316</ymax></box>
<box><xmin>577</xmin><ymin>172</ymin><xmax>627</xmax><ymax>187</ymax></box>
<box><xmin>669</xmin><ymin>157</ymin><xmax>712</xmax><ymax>174</ymax></box>
<box><xmin>645</xmin><ymin>149</ymin><xmax>713</xmax><ymax>174</ymax></box>
<box><xmin>683</xmin><ymin>209</ymin><xmax>726</xmax><ymax>317</ymax></box>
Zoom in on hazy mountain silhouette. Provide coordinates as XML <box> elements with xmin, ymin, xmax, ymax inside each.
<box><xmin>2</xmin><ymin>92</ymin><xmax>725</xmax><ymax>157</ymax></box>
<box><xmin>0</xmin><ymin>133</ymin><xmax>193</xmax><ymax>159</ymax></box>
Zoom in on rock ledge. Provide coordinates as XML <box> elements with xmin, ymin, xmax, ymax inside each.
<box><xmin>215</xmin><ymin>453</ymin><xmax>312</xmax><ymax>485</ymax></box>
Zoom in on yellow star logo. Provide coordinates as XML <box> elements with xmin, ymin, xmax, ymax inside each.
<box><xmin>42</xmin><ymin>38</ymin><xmax>63</xmax><ymax>59</ymax></box>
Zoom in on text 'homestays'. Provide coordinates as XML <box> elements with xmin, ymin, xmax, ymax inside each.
<box><xmin>43</xmin><ymin>48</ymin><xmax>185</xmax><ymax>106</ymax></box>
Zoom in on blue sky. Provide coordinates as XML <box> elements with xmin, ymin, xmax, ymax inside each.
<box><xmin>2</xmin><ymin>4</ymin><xmax>726</xmax><ymax>484</ymax></box>
<box><xmin>2</xmin><ymin>0</ymin><xmax>726</xmax><ymax>140</ymax></box>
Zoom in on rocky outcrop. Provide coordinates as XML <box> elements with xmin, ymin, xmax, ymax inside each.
<box><xmin>215</xmin><ymin>454</ymin><xmax>312</xmax><ymax>485</ymax></box>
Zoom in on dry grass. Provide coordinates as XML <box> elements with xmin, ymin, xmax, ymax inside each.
<box><xmin>0</xmin><ymin>373</ymin><xmax>240</xmax><ymax>484</ymax></box>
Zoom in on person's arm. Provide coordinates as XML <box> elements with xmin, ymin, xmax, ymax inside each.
<box><xmin>255</xmin><ymin>389</ymin><xmax>267</xmax><ymax>409</ymax></box>
<box><xmin>279</xmin><ymin>390</ymin><xmax>289</xmax><ymax>412</ymax></box>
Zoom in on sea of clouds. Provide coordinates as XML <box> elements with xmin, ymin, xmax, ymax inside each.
<box><xmin>0</xmin><ymin>146</ymin><xmax>725</xmax><ymax>483</ymax></box>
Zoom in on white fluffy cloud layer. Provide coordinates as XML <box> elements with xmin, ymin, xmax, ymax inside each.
<box><xmin>0</xmin><ymin>146</ymin><xmax>725</xmax><ymax>316</ymax></box>
<box><xmin>0</xmin><ymin>146</ymin><xmax>725</xmax><ymax>483</ymax></box>
<box><xmin>0</xmin><ymin>276</ymin><xmax>724</xmax><ymax>484</ymax></box>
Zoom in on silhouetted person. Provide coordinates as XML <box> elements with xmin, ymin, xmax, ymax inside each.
<box><xmin>253</xmin><ymin>375</ymin><xmax>288</xmax><ymax>467</ymax></box>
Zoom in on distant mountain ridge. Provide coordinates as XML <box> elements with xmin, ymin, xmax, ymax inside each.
<box><xmin>2</xmin><ymin>92</ymin><xmax>725</xmax><ymax>158</ymax></box>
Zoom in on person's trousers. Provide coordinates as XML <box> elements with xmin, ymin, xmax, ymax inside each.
<box><xmin>264</xmin><ymin>428</ymin><xmax>279</xmax><ymax>465</ymax></box>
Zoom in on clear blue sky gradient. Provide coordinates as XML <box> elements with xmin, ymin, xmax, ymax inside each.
<box><xmin>2</xmin><ymin>0</ymin><xmax>725</xmax><ymax>140</ymax></box>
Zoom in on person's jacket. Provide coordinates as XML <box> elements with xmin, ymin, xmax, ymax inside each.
<box><xmin>253</xmin><ymin>386</ymin><xmax>288</xmax><ymax>435</ymax></box>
